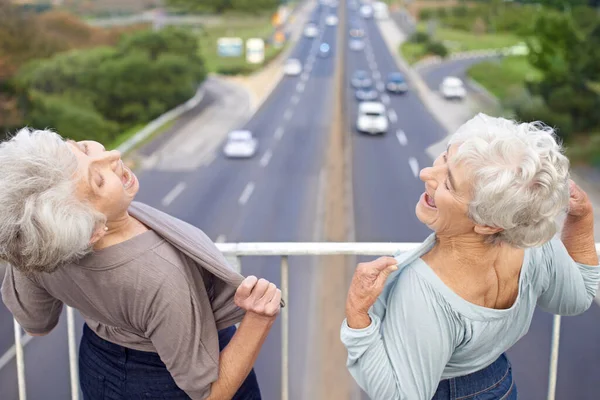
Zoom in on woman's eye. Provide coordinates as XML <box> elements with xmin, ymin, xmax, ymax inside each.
<box><xmin>445</xmin><ymin>180</ymin><xmax>450</xmax><ymax>190</ymax></box>
<box><xmin>97</xmin><ymin>175</ymin><xmax>104</xmax><ymax>187</ymax></box>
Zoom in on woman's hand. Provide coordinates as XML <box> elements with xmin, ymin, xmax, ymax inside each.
<box><xmin>235</xmin><ymin>276</ymin><xmax>281</xmax><ymax>321</ymax></box>
<box><xmin>567</xmin><ymin>180</ymin><xmax>593</xmax><ymax>219</ymax></box>
<box><xmin>346</xmin><ymin>257</ymin><xmax>398</xmax><ymax>328</ymax></box>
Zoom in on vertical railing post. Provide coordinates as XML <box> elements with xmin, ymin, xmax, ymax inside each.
<box><xmin>67</xmin><ymin>307</ymin><xmax>80</xmax><ymax>400</ymax></box>
<box><xmin>13</xmin><ymin>319</ymin><xmax>26</xmax><ymax>400</ymax></box>
<box><xmin>280</xmin><ymin>256</ymin><xmax>289</xmax><ymax>400</ymax></box>
<box><xmin>547</xmin><ymin>314</ymin><xmax>562</xmax><ymax>400</ymax></box>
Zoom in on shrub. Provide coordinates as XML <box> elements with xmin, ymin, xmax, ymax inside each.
<box><xmin>426</xmin><ymin>41</ymin><xmax>449</xmax><ymax>58</ymax></box>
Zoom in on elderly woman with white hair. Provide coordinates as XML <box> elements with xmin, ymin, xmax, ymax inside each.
<box><xmin>342</xmin><ymin>114</ymin><xmax>600</xmax><ymax>399</ymax></box>
<box><xmin>0</xmin><ymin>128</ymin><xmax>283</xmax><ymax>399</ymax></box>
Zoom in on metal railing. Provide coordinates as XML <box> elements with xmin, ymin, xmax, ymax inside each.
<box><xmin>9</xmin><ymin>242</ymin><xmax>600</xmax><ymax>400</ymax></box>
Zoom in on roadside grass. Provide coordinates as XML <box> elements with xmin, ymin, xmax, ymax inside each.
<box><xmin>466</xmin><ymin>56</ymin><xmax>542</xmax><ymax>100</ymax></box>
<box><xmin>198</xmin><ymin>14</ymin><xmax>286</xmax><ymax>75</ymax></box>
<box><xmin>109</xmin><ymin>119</ymin><xmax>175</xmax><ymax>153</ymax></box>
<box><xmin>400</xmin><ymin>22</ymin><xmax>522</xmax><ymax>64</ymax></box>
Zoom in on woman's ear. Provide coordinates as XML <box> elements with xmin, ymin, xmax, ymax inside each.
<box><xmin>89</xmin><ymin>225</ymin><xmax>108</xmax><ymax>246</ymax></box>
<box><xmin>474</xmin><ymin>225</ymin><xmax>504</xmax><ymax>236</ymax></box>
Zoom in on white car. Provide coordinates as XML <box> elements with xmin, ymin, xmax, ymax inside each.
<box><xmin>326</xmin><ymin>15</ymin><xmax>338</xmax><ymax>26</ymax></box>
<box><xmin>349</xmin><ymin>39</ymin><xmax>365</xmax><ymax>51</ymax></box>
<box><xmin>303</xmin><ymin>23</ymin><xmax>319</xmax><ymax>38</ymax></box>
<box><xmin>440</xmin><ymin>76</ymin><xmax>467</xmax><ymax>100</ymax></box>
<box><xmin>356</xmin><ymin>102</ymin><xmax>388</xmax><ymax>135</ymax></box>
<box><xmin>360</xmin><ymin>5</ymin><xmax>373</xmax><ymax>19</ymax></box>
<box><xmin>223</xmin><ymin>130</ymin><xmax>258</xmax><ymax>158</ymax></box>
<box><xmin>284</xmin><ymin>58</ymin><xmax>302</xmax><ymax>76</ymax></box>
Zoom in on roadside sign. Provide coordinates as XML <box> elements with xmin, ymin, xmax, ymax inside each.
<box><xmin>246</xmin><ymin>38</ymin><xmax>265</xmax><ymax>64</ymax></box>
<box><xmin>217</xmin><ymin>37</ymin><xmax>243</xmax><ymax>57</ymax></box>
<box><xmin>273</xmin><ymin>30</ymin><xmax>286</xmax><ymax>48</ymax></box>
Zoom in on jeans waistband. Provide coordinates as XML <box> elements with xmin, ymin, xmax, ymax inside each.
<box><xmin>82</xmin><ymin>323</ymin><xmax>157</xmax><ymax>358</ymax></box>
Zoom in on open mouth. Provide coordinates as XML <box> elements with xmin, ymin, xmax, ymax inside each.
<box><xmin>424</xmin><ymin>193</ymin><xmax>437</xmax><ymax>209</ymax></box>
<box><xmin>121</xmin><ymin>163</ymin><xmax>135</xmax><ymax>190</ymax></box>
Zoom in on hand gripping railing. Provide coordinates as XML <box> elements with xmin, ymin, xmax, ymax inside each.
<box><xmin>8</xmin><ymin>242</ymin><xmax>600</xmax><ymax>400</ymax></box>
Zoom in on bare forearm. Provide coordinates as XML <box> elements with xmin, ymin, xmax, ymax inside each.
<box><xmin>206</xmin><ymin>314</ymin><xmax>273</xmax><ymax>400</ymax></box>
<box><xmin>346</xmin><ymin>297</ymin><xmax>372</xmax><ymax>329</ymax></box>
<box><xmin>562</xmin><ymin>213</ymin><xmax>598</xmax><ymax>266</ymax></box>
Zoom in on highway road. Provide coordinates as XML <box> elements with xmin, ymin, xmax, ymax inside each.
<box><xmin>346</xmin><ymin>10</ymin><xmax>444</xmax><ymax>245</ymax></box>
<box><xmin>0</xmin><ymin>2</ymin><xmax>336</xmax><ymax>399</ymax></box>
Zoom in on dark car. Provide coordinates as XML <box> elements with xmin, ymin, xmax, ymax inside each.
<box><xmin>355</xmin><ymin>83</ymin><xmax>378</xmax><ymax>102</ymax></box>
<box><xmin>386</xmin><ymin>72</ymin><xmax>408</xmax><ymax>94</ymax></box>
<box><xmin>351</xmin><ymin>70</ymin><xmax>372</xmax><ymax>88</ymax></box>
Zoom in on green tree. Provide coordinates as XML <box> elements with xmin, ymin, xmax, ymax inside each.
<box><xmin>165</xmin><ymin>0</ymin><xmax>278</xmax><ymax>13</ymax></box>
<box><xmin>520</xmin><ymin>12</ymin><xmax>600</xmax><ymax>135</ymax></box>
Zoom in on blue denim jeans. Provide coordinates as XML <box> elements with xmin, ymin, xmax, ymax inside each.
<box><xmin>79</xmin><ymin>324</ymin><xmax>261</xmax><ymax>400</ymax></box>
<box><xmin>432</xmin><ymin>354</ymin><xmax>517</xmax><ymax>399</ymax></box>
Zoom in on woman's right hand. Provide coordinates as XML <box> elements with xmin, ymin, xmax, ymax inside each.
<box><xmin>235</xmin><ymin>276</ymin><xmax>281</xmax><ymax>320</ymax></box>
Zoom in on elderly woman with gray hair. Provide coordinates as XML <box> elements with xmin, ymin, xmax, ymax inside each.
<box><xmin>342</xmin><ymin>114</ymin><xmax>600</xmax><ymax>399</ymax></box>
<box><xmin>0</xmin><ymin>128</ymin><xmax>283</xmax><ymax>399</ymax></box>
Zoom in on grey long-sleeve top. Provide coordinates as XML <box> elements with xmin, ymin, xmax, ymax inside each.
<box><xmin>340</xmin><ymin>234</ymin><xmax>600</xmax><ymax>400</ymax></box>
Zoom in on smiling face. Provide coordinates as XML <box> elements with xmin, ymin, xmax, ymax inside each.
<box><xmin>415</xmin><ymin>144</ymin><xmax>478</xmax><ymax>237</ymax></box>
<box><xmin>67</xmin><ymin>140</ymin><xmax>139</xmax><ymax>223</ymax></box>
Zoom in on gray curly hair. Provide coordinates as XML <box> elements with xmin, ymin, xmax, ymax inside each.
<box><xmin>449</xmin><ymin>113</ymin><xmax>570</xmax><ymax>248</ymax></box>
<box><xmin>0</xmin><ymin>128</ymin><xmax>105</xmax><ymax>273</ymax></box>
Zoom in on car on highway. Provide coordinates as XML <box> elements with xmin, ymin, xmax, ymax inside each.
<box><xmin>284</xmin><ymin>58</ymin><xmax>302</xmax><ymax>76</ymax></box>
<box><xmin>386</xmin><ymin>72</ymin><xmax>408</xmax><ymax>94</ymax></box>
<box><xmin>440</xmin><ymin>76</ymin><xmax>467</xmax><ymax>100</ymax></box>
<box><xmin>351</xmin><ymin>70</ymin><xmax>372</xmax><ymax>88</ymax></box>
<box><xmin>326</xmin><ymin>15</ymin><xmax>338</xmax><ymax>26</ymax></box>
<box><xmin>360</xmin><ymin>5</ymin><xmax>373</xmax><ymax>19</ymax></box>
<box><xmin>223</xmin><ymin>130</ymin><xmax>258</xmax><ymax>158</ymax></box>
<box><xmin>303</xmin><ymin>23</ymin><xmax>319</xmax><ymax>38</ymax></box>
<box><xmin>318</xmin><ymin>42</ymin><xmax>331</xmax><ymax>57</ymax></box>
<box><xmin>356</xmin><ymin>101</ymin><xmax>388</xmax><ymax>135</ymax></box>
<box><xmin>349</xmin><ymin>39</ymin><xmax>365</xmax><ymax>51</ymax></box>
<box><xmin>349</xmin><ymin>26</ymin><xmax>365</xmax><ymax>38</ymax></box>
<box><xmin>355</xmin><ymin>83</ymin><xmax>378</xmax><ymax>102</ymax></box>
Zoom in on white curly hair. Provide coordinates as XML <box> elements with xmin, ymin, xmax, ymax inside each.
<box><xmin>0</xmin><ymin>128</ymin><xmax>105</xmax><ymax>273</ymax></box>
<box><xmin>449</xmin><ymin>113</ymin><xmax>570</xmax><ymax>248</ymax></box>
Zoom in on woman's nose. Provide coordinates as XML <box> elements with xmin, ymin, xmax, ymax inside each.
<box><xmin>419</xmin><ymin>166</ymin><xmax>433</xmax><ymax>183</ymax></box>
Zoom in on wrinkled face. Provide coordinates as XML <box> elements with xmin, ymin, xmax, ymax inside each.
<box><xmin>416</xmin><ymin>144</ymin><xmax>475</xmax><ymax>237</ymax></box>
<box><xmin>67</xmin><ymin>140</ymin><xmax>138</xmax><ymax>222</ymax></box>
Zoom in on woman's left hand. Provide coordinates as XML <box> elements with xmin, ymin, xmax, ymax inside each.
<box><xmin>346</xmin><ymin>257</ymin><xmax>398</xmax><ymax>319</ymax></box>
<box><xmin>567</xmin><ymin>180</ymin><xmax>593</xmax><ymax>219</ymax></box>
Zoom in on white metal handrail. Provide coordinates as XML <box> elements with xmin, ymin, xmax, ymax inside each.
<box><xmin>8</xmin><ymin>242</ymin><xmax>600</xmax><ymax>400</ymax></box>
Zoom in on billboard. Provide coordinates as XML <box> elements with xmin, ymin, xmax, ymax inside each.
<box><xmin>217</xmin><ymin>37</ymin><xmax>243</xmax><ymax>57</ymax></box>
<box><xmin>246</xmin><ymin>38</ymin><xmax>265</xmax><ymax>64</ymax></box>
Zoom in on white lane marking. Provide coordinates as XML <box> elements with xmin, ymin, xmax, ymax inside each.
<box><xmin>202</xmin><ymin>151</ymin><xmax>217</xmax><ymax>166</ymax></box>
<box><xmin>216</xmin><ymin>234</ymin><xmax>226</xmax><ymax>243</ymax></box>
<box><xmin>162</xmin><ymin>182</ymin><xmax>186</xmax><ymax>207</ymax></box>
<box><xmin>260</xmin><ymin>149</ymin><xmax>272</xmax><ymax>167</ymax></box>
<box><xmin>396</xmin><ymin>129</ymin><xmax>407</xmax><ymax>146</ymax></box>
<box><xmin>284</xmin><ymin>109</ymin><xmax>293</xmax><ymax>121</ymax></box>
<box><xmin>369</xmin><ymin>61</ymin><xmax>378</xmax><ymax>71</ymax></box>
<box><xmin>301</xmin><ymin>72</ymin><xmax>309</xmax><ymax>81</ymax></box>
<box><xmin>291</xmin><ymin>95</ymin><xmax>299</xmax><ymax>105</ymax></box>
<box><xmin>381</xmin><ymin>93</ymin><xmax>390</xmax><ymax>105</ymax></box>
<box><xmin>373</xmin><ymin>71</ymin><xmax>381</xmax><ymax>80</ymax></box>
<box><xmin>388</xmin><ymin>109</ymin><xmax>397</xmax><ymax>123</ymax></box>
<box><xmin>297</xmin><ymin>82</ymin><xmax>305</xmax><ymax>92</ymax></box>
<box><xmin>409</xmin><ymin>157</ymin><xmax>419</xmax><ymax>178</ymax></box>
<box><xmin>238</xmin><ymin>182</ymin><xmax>255</xmax><ymax>205</ymax></box>
<box><xmin>376</xmin><ymin>82</ymin><xmax>385</xmax><ymax>91</ymax></box>
<box><xmin>274</xmin><ymin>126</ymin><xmax>284</xmax><ymax>140</ymax></box>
